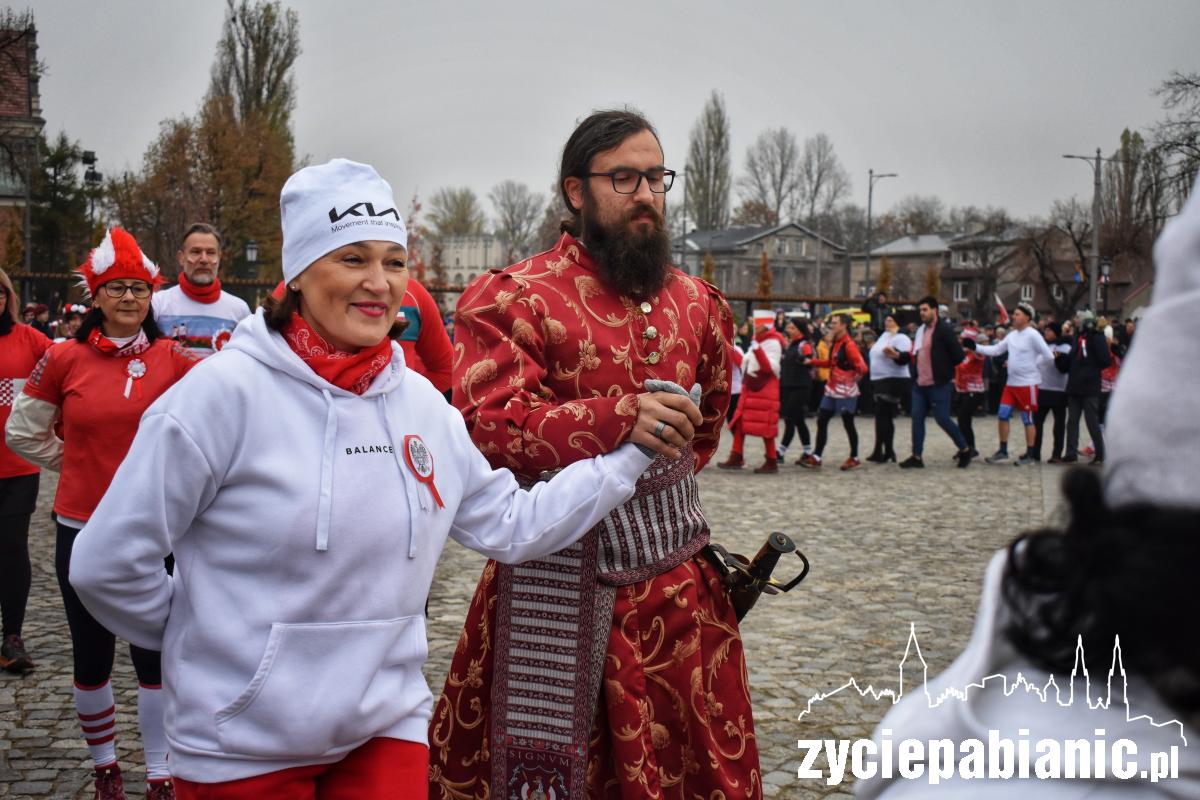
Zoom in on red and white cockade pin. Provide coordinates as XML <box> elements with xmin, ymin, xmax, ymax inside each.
<box><xmin>124</xmin><ymin>358</ymin><xmax>147</xmax><ymax>399</ymax></box>
<box><xmin>403</xmin><ymin>434</ymin><xmax>444</xmax><ymax>508</ymax></box>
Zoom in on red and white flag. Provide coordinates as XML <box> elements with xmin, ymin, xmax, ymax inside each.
<box><xmin>994</xmin><ymin>293</ymin><xmax>1010</xmax><ymax>325</ymax></box>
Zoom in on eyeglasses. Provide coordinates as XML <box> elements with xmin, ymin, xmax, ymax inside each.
<box><xmin>102</xmin><ymin>282</ymin><xmax>152</xmax><ymax>299</ymax></box>
<box><xmin>583</xmin><ymin>168</ymin><xmax>676</xmax><ymax>194</ymax></box>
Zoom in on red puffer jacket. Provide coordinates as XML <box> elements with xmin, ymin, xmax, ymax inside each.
<box><xmin>730</xmin><ymin>329</ymin><xmax>785</xmax><ymax>437</ymax></box>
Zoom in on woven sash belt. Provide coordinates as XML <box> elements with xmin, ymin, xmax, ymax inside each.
<box><xmin>490</xmin><ymin>445</ymin><xmax>709</xmax><ymax>797</ymax></box>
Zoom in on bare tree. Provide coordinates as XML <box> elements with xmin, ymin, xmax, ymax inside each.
<box><xmin>1018</xmin><ymin>210</ymin><xmax>1090</xmax><ymax>321</ymax></box>
<box><xmin>1102</xmin><ymin>129</ymin><xmax>1172</xmax><ymax>286</ymax></box>
<box><xmin>209</xmin><ymin>0</ymin><xmax>301</xmax><ymax>132</ymax></box>
<box><xmin>1151</xmin><ymin>70</ymin><xmax>1200</xmax><ymax>198</ymax></box>
<box><xmin>888</xmin><ymin>194</ymin><xmax>946</xmax><ymax>234</ymax></box>
<box><xmin>730</xmin><ymin>199</ymin><xmax>777</xmax><ymax>227</ymax></box>
<box><xmin>489</xmin><ymin>180</ymin><xmax>544</xmax><ymax>264</ymax></box>
<box><xmin>797</xmin><ymin>132</ymin><xmax>851</xmax><ymax>223</ymax></box>
<box><xmin>738</xmin><ymin>127</ymin><xmax>802</xmax><ymax>225</ymax></box>
<box><xmin>685</xmin><ymin>91</ymin><xmax>731</xmax><ymax>230</ymax></box>
<box><xmin>427</xmin><ymin>187</ymin><xmax>486</xmax><ymax>238</ymax></box>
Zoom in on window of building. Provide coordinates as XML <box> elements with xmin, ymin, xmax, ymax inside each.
<box><xmin>958</xmin><ymin>251</ymin><xmax>971</xmax><ymax>267</ymax></box>
<box><xmin>801</xmin><ymin>239</ymin><xmax>809</xmax><ymax>257</ymax></box>
<box><xmin>954</xmin><ymin>281</ymin><xmax>969</xmax><ymax>302</ymax></box>
<box><xmin>1020</xmin><ymin>283</ymin><xmax>1035</xmax><ymax>302</ymax></box>
<box><xmin>1051</xmin><ymin>284</ymin><xmax>1064</xmax><ymax>300</ymax></box>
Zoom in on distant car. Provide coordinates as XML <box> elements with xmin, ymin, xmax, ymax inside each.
<box><xmin>827</xmin><ymin>307</ymin><xmax>872</xmax><ymax>327</ymax></box>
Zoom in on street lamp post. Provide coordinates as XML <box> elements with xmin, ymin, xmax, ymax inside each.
<box><xmin>865</xmin><ymin>168</ymin><xmax>898</xmax><ymax>296</ymax></box>
<box><xmin>1062</xmin><ymin>149</ymin><xmax>1103</xmax><ymax>311</ymax></box>
<box><xmin>81</xmin><ymin>150</ymin><xmax>102</xmax><ymax>225</ymax></box>
<box><xmin>244</xmin><ymin>240</ymin><xmax>258</xmax><ymax>280</ymax></box>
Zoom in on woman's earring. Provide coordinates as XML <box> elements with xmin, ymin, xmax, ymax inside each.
<box><xmin>289</xmin><ymin>283</ymin><xmax>299</xmax><ymax>292</ymax></box>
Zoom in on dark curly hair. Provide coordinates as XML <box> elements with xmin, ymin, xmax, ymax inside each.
<box><xmin>1002</xmin><ymin>468</ymin><xmax>1200</xmax><ymax>722</ymax></box>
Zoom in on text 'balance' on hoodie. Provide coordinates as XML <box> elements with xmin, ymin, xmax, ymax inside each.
<box><xmin>69</xmin><ymin>308</ymin><xmax>652</xmax><ymax>782</ymax></box>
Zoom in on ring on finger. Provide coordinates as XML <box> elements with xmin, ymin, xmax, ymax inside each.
<box><xmin>653</xmin><ymin>420</ymin><xmax>667</xmax><ymax>439</ymax></box>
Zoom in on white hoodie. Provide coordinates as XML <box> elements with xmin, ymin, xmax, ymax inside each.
<box><xmin>69</xmin><ymin>309</ymin><xmax>653</xmax><ymax>782</ymax></box>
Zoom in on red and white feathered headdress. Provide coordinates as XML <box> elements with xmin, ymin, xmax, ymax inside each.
<box><xmin>77</xmin><ymin>227</ymin><xmax>163</xmax><ymax>299</ymax></box>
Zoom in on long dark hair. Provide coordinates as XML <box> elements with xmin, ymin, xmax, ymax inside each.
<box><xmin>558</xmin><ymin>109</ymin><xmax>660</xmax><ymax>237</ymax></box>
<box><xmin>1003</xmin><ymin>468</ymin><xmax>1200</xmax><ymax>721</ymax></box>
<box><xmin>75</xmin><ymin>305</ymin><xmax>163</xmax><ymax>343</ymax></box>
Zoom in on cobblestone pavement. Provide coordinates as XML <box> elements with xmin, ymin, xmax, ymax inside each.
<box><xmin>2</xmin><ymin>416</ymin><xmax>1072</xmax><ymax>798</ymax></box>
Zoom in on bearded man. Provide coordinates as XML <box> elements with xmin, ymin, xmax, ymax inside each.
<box><xmin>429</xmin><ymin>109</ymin><xmax>760</xmax><ymax>799</ymax></box>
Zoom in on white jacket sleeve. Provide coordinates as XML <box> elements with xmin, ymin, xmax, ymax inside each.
<box><xmin>449</xmin><ymin>439</ymin><xmax>652</xmax><ymax>564</ymax></box>
<box><xmin>974</xmin><ymin>338</ymin><xmax>1009</xmax><ymax>357</ymax></box>
<box><xmin>762</xmin><ymin>337</ymin><xmax>783</xmax><ymax>377</ymax></box>
<box><xmin>69</xmin><ymin>411</ymin><xmax>220</xmax><ymax>651</ymax></box>
<box><xmin>5</xmin><ymin>393</ymin><xmax>64</xmax><ymax>471</ymax></box>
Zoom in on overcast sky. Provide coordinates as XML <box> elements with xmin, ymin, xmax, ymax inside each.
<box><xmin>30</xmin><ymin>0</ymin><xmax>1200</xmax><ymax>226</ymax></box>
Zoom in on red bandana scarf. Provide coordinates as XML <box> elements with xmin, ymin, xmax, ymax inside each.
<box><xmin>282</xmin><ymin>313</ymin><xmax>393</xmax><ymax>395</ymax></box>
<box><xmin>177</xmin><ymin>271</ymin><xmax>222</xmax><ymax>304</ymax></box>
<box><xmin>87</xmin><ymin>326</ymin><xmax>151</xmax><ymax>358</ymax></box>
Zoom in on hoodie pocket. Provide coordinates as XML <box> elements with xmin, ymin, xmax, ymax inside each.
<box><xmin>215</xmin><ymin>616</ymin><xmax>427</xmax><ymax>759</ymax></box>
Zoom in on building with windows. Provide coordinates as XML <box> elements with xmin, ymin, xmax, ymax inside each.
<box><xmin>0</xmin><ymin>21</ymin><xmax>44</xmax><ymax>277</ymax></box>
<box><xmin>677</xmin><ymin>222</ymin><xmax>846</xmax><ymax>295</ymax></box>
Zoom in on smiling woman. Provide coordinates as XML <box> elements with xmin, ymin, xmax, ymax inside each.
<box><xmin>62</xmin><ymin>159</ymin><xmax>684</xmax><ymax>798</ymax></box>
<box><xmin>4</xmin><ymin>228</ymin><xmax>199</xmax><ymax>799</ymax></box>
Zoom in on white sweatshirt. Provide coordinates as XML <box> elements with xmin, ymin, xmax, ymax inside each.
<box><xmin>1038</xmin><ymin>342</ymin><xmax>1071</xmax><ymax>393</ymax></box>
<box><xmin>69</xmin><ymin>309</ymin><xmax>652</xmax><ymax>782</ymax></box>
<box><xmin>974</xmin><ymin>327</ymin><xmax>1054</xmax><ymax>387</ymax></box>
<box><xmin>152</xmin><ymin>285</ymin><xmax>251</xmax><ymax>357</ymax></box>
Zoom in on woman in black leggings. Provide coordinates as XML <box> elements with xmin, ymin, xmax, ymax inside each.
<box><xmin>6</xmin><ymin>228</ymin><xmax>197</xmax><ymax>799</ymax></box>
<box><xmin>866</xmin><ymin>314</ymin><xmax>911</xmax><ymax>463</ymax></box>
<box><xmin>0</xmin><ymin>268</ymin><xmax>52</xmax><ymax>675</ymax></box>
<box><xmin>778</xmin><ymin>318</ymin><xmax>814</xmax><ymax>462</ymax></box>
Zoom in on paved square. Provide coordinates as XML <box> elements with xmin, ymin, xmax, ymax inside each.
<box><xmin>1</xmin><ymin>418</ymin><xmax>1066</xmax><ymax>798</ymax></box>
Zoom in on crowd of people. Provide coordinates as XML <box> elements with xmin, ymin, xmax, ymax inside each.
<box><xmin>0</xmin><ymin>104</ymin><xmax>1191</xmax><ymax>800</ymax></box>
<box><xmin>718</xmin><ymin>295</ymin><xmax>1133</xmax><ymax>474</ymax></box>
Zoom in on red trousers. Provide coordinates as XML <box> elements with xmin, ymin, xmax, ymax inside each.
<box><xmin>174</xmin><ymin>737</ymin><xmax>428</xmax><ymax>799</ymax></box>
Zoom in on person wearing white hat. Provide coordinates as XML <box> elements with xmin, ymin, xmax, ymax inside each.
<box><xmin>719</xmin><ymin>308</ymin><xmax>785</xmax><ymax>472</ymax></box>
<box><xmin>64</xmin><ymin>159</ymin><xmax>679</xmax><ymax>797</ymax></box>
<box><xmin>857</xmin><ymin>177</ymin><xmax>1200</xmax><ymax>798</ymax></box>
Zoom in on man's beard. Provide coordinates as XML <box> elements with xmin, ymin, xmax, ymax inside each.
<box><xmin>580</xmin><ymin>195</ymin><xmax>672</xmax><ymax>299</ymax></box>
<box><xmin>187</xmin><ymin>268</ymin><xmax>216</xmax><ymax>286</ymax></box>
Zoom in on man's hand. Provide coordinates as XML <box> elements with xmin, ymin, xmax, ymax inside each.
<box><xmin>883</xmin><ymin>345</ymin><xmax>898</xmax><ymax>359</ymax></box>
<box><xmin>630</xmin><ymin>391</ymin><xmax>704</xmax><ymax>460</ymax></box>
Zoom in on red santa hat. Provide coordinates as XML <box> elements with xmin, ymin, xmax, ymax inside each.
<box><xmin>751</xmin><ymin>309</ymin><xmax>775</xmax><ymax>328</ymax></box>
<box><xmin>77</xmin><ymin>227</ymin><xmax>163</xmax><ymax>299</ymax></box>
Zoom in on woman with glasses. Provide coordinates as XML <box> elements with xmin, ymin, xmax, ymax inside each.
<box><xmin>6</xmin><ymin>228</ymin><xmax>197</xmax><ymax>800</ymax></box>
<box><xmin>0</xmin><ymin>268</ymin><xmax>52</xmax><ymax>677</ymax></box>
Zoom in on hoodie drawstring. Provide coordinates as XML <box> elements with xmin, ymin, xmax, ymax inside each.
<box><xmin>315</xmin><ymin>388</ymin><xmax>338</xmax><ymax>551</ymax></box>
<box><xmin>378</xmin><ymin>396</ymin><xmax>422</xmax><ymax>558</ymax></box>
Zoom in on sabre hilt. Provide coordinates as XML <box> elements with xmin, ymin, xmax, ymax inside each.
<box><xmin>708</xmin><ymin>531</ymin><xmax>810</xmax><ymax>621</ymax></box>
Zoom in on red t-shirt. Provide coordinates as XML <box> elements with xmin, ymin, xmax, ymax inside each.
<box><xmin>23</xmin><ymin>336</ymin><xmax>198</xmax><ymax>520</ymax></box>
<box><xmin>955</xmin><ymin>351</ymin><xmax>985</xmax><ymax>393</ymax></box>
<box><xmin>0</xmin><ymin>323</ymin><xmax>53</xmax><ymax>478</ymax></box>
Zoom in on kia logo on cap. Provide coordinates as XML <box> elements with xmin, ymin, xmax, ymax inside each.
<box><xmin>328</xmin><ymin>202</ymin><xmax>401</xmax><ymax>223</ymax></box>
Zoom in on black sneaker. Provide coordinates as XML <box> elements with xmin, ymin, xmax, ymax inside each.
<box><xmin>985</xmin><ymin>450</ymin><xmax>1010</xmax><ymax>464</ymax></box>
<box><xmin>899</xmin><ymin>455</ymin><xmax>925</xmax><ymax>469</ymax></box>
<box><xmin>1</xmin><ymin>634</ymin><xmax>35</xmax><ymax>674</ymax></box>
<box><xmin>1014</xmin><ymin>454</ymin><xmax>1037</xmax><ymax>466</ymax></box>
<box><xmin>956</xmin><ymin>448</ymin><xmax>973</xmax><ymax>468</ymax></box>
